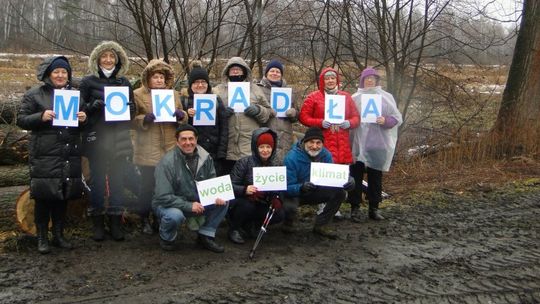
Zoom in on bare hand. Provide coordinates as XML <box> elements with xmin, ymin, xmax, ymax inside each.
<box><xmin>77</xmin><ymin>111</ymin><xmax>87</xmax><ymax>122</ymax></box>
<box><xmin>215</xmin><ymin>198</ymin><xmax>227</xmax><ymax>206</ymax></box>
<box><xmin>376</xmin><ymin>116</ymin><xmax>385</xmax><ymax>125</ymax></box>
<box><xmin>192</xmin><ymin>202</ymin><xmax>205</xmax><ymax>214</ymax></box>
<box><xmin>41</xmin><ymin>110</ymin><xmax>55</xmax><ymax>122</ymax></box>
<box><xmin>188</xmin><ymin>108</ymin><xmax>196</xmax><ymax>117</ymax></box>
<box><xmin>245</xmin><ymin>185</ymin><xmax>258</xmax><ymax>195</ymax></box>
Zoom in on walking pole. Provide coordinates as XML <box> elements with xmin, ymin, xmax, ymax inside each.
<box><xmin>248</xmin><ymin>204</ymin><xmax>275</xmax><ymax>259</ymax></box>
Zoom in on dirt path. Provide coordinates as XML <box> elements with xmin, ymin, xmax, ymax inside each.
<box><xmin>1</xmin><ymin>185</ymin><xmax>540</xmax><ymax>304</ymax></box>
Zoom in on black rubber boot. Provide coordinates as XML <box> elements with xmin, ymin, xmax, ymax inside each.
<box><xmin>109</xmin><ymin>215</ymin><xmax>125</xmax><ymax>241</ymax></box>
<box><xmin>368</xmin><ymin>208</ymin><xmax>384</xmax><ymax>221</ymax></box>
<box><xmin>36</xmin><ymin>224</ymin><xmax>51</xmax><ymax>254</ymax></box>
<box><xmin>91</xmin><ymin>215</ymin><xmax>105</xmax><ymax>241</ymax></box>
<box><xmin>51</xmin><ymin>224</ymin><xmax>73</xmax><ymax>249</ymax></box>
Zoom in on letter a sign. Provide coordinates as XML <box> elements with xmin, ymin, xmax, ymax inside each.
<box><xmin>361</xmin><ymin>94</ymin><xmax>382</xmax><ymax>123</ymax></box>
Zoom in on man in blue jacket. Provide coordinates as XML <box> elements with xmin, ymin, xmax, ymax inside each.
<box><xmin>283</xmin><ymin>127</ymin><xmax>354</xmax><ymax>239</ymax></box>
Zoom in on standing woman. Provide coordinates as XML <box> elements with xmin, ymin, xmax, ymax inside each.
<box><xmin>80</xmin><ymin>41</ymin><xmax>136</xmax><ymax>241</ymax></box>
<box><xmin>132</xmin><ymin>59</ymin><xmax>187</xmax><ymax>234</ymax></box>
<box><xmin>17</xmin><ymin>56</ymin><xmax>87</xmax><ymax>254</ymax></box>
<box><xmin>348</xmin><ymin>67</ymin><xmax>402</xmax><ymax>221</ymax></box>
<box><xmin>257</xmin><ymin>60</ymin><xmax>299</xmax><ymax>165</ymax></box>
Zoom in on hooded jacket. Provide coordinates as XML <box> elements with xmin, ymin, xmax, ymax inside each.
<box><xmin>16</xmin><ymin>56</ymin><xmax>83</xmax><ymax>201</ymax></box>
<box><xmin>299</xmin><ymin>67</ymin><xmax>360</xmax><ymax>164</ymax></box>
<box><xmin>229</xmin><ymin>128</ymin><xmax>279</xmax><ymax>199</ymax></box>
<box><xmin>132</xmin><ymin>59</ymin><xmax>187</xmax><ymax>167</ymax></box>
<box><xmin>80</xmin><ymin>41</ymin><xmax>135</xmax><ymax>158</ymax></box>
<box><xmin>213</xmin><ymin>57</ymin><xmax>272</xmax><ymax>161</ymax></box>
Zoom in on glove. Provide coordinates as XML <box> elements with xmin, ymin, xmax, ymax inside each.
<box><xmin>88</xmin><ymin>99</ymin><xmax>105</xmax><ymax>113</ymax></box>
<box><xmin>225</xmin><ymin>106</ymin><xmax>235</xmax><ymax>118</ymax></box>
<box><xmin>270</xmin><ymin>195</ymin><xmax>282</xmax><ymax>209</ymax></box>
<box><xmin>248</xmin><ymin>191</ymin><xmax>265</xmax><ymax>202</ymax></box>
<box><xmin>322</xmin><ymin>120</ymin><xmax>331</xmax><ymax>129</ymax></box>
<box><xmin>343</xmin><ymin>176</ymin><xmax>355</xmax><ymax>192</ymax></box>
<box><xmin>143</xmin><ymin>113</ymin><xmax>156</xmax><ymax>124</ymax></box>
<box><xmin>300</xmin><ymin>181</ymin><xmax>317</xmax><ymax>193</ymax></box>
<box><xmin>285</xmin><ymin>108</ymin><xmax>297</xmax><ymax>118</ymax></box>
<box><xmin>244</xmin><ymin>105</ymin><xmax>260</xmax><ymax>118</ymax></box>
<box><xmin>339</xmin><ymin>120</ymin><xmax>351</xmax><ymax>129</ymax></box>
<box><xmin>173</xmin><ymin>109</ymin><xmax>185</xmax><ymax>121</ymax></box>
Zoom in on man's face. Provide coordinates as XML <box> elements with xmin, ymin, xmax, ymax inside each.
<box><xmin>304</xmin><ymin>139</ymin><xmax>323</xmax><ymax>157</ymax></box>
<box><xmin>176</xmin><ymin>131</ymin><xmax>197</xmax><ymax>154</ymax></box>
<box><xmin>228</xmin><ymin>66</ymin><xmax>244</xmax><ymax>77</ymax></box>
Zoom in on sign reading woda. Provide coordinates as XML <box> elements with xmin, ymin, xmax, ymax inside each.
<box><xmin>310</xmin><ymin>162</ymin><xmax>349</xmax><ymax>188</ymax></box>
<box><xmin>196</xmin><ymin>175</ymin><xmax>235</xmax><ymax>206</ymax></box>
<box><xmin>252</xmin><ymin>166</ymin><xmax>287</xmax><ymax>191</ymax></box>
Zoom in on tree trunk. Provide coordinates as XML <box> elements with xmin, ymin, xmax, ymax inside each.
<box><xmin>493</xmin><ymin>0</ymin><xmax>540</xmax><ymax>157</ymax></box>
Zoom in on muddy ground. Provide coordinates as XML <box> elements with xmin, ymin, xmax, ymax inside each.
<box><xmin>1</xmin><ymin>181</ymin><xmax>540</xmax><ymax>304</ymax></box>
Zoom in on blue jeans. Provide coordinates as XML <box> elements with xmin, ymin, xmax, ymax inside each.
<box><xmin>155</xmin><ymin>203</ymin><xmax>229</xmax><ymax>242</ymax></box>
<box><xmin>87</xmin><ymin>154</ymin><xmax>127</xmax><ymax>216</ymax></box>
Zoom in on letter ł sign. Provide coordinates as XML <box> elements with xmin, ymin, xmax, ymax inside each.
<box><xmin>324</xmin><ymin>94</ymin><xmax>345</xmax><ymax>124</ymax></box>
<box><xmin>253</xmin><ymin>166</ymin><xmax>287</xmax><ymax>191</ymax></box>
<box><xmin>361</xmin><ymin>94</ymin><xmax>382</xmax><ymax>123</ymax></box>
<box><xmin>152</xmin><ymin>89</ymin><xmax>175</xmax><ymax>122</ymax></box>
<box><xmin>271</xmin><ymin>87</ymin><xmax>292</xmax><ymax>118</ymax></box>
<box><xmin>196</xmin><ymin>175</ymin><xmax>235</xmax><ymax>206</ymax></box>
<box><xmin>228</xmin><ymin>82</ymin><xmax>250</xmax><ymax>112</ymax></box>
<box><xmin>193</xmin><ymin>94</ymin><xmax>217</xmax><ymax>126</ymax></box>
<box><xmin>53</xmin><ymin>89</ymin><xmax>80</xmax><ymax>127</ymax></box>
<box><xmin>310</xmin><ymin>162</ymin><xmax>349</xmax><ymax>188</ymax></box>
<box><xmin>104</xmin><ymin>86</ymin><xmax>130</xmax><ymax>121</ymax></box>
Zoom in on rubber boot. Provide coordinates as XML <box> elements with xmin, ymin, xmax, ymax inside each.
<box><xmin>109</xmin><ymin>215</ymin><xmax>125</xmax><ymax>241</ymax></box>
<box><xmin>51</xmin><ymin>223</ymin><xmax>73</xmax><ymax>249</ymax></box>
<box><xmin>36</xmin><ymin>224</ymin><xmax>51</xmax><ymax>254</ymax></box>
<box><xmin>368</xmin><ymin>208</ymin><xmax>384</xmax><ymax>220</ymax></box>
<box><xmin>91</xmin><ymin>215</ymin><xmax>105</xmax><ymax>241</ymax></box>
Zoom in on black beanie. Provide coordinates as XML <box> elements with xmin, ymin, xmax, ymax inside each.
<box><xmin>303</xmin><ymin>127</ymin><xmax>324</xmax><ymax>143</ymax></box>
<box><xmin>188</xmin><ymin>65</ymin><xmax>211</xmax><ymax>96</ymax></box>
<box><xmin>47</xmin><ymin>57</ymin><xmax>71</xmax><ymax>77</ymax></box>
<box><xmin>175</xmin><ymin>124</ymin><xmax>199</xmax><ymax>138</ymax></box>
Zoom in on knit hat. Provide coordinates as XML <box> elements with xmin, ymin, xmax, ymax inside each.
<box><xmin>188</xmin><ymin>60</ymin><xmax>211</xmax><ymax>95</ymax></box>
<box><xmin>303</xmin><ymin>127</ymin><xmax>324</xmax><ymax>143</ymax></box>
<box><xmin>324</xmin><ymin>70</ymin><xmax>337</xmax><ymax>78</ymax></box>
<box><xmin>46</xmin><ymin>57</ymin><xmax>71</xmax><ymax>77</ymax></box>
<box><xmin>359</xmin><ymin>67</ymin><xmax>380</xmax><ymax>88</ymax></box>
<box><xmin>264</xmin><ymin>59</ymin><xmax>284</xmax><ymax>76</ymax></box>
<box><xmin>257</xmin><ymin>132</ymin><xmax>275</xmax><ymax>149</ymax></box>
<box><xmin>175</xmin><ymin>124</ymin><xmax>198</xmax><ymax>138</ymax></box>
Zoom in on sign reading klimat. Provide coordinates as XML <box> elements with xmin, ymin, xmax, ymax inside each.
<box><xmin>310</xmin><ymin>162</ymin><xmax>349</xmax><ymax>188</ymax></box>
<box><xmin>196</xmin><ymin>175</ymin><xmax>235</xmax><ymax>206</ymax></box>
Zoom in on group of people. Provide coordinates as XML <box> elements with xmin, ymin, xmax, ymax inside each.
<box><xmin>17</xmin><ymin>40</ymin><xmax>402</xmax><ymax>254</ymax></box>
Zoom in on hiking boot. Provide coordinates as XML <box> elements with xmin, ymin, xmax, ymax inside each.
<box><xmin>312</xmin><ymin>225</ymin><xmax>338</xmax><ymax>239</ymax></box>
<box><xmin>36</xmin><ymin>224</ymin><xmax>51</xmax><ymax>254</ymax></box>
<box><xmin>159</xmin><ymin>238</ymin><xmax>177</xmax><ymax>251</ymax></box>
<box><xmin>369</xmin><ymin>208</ymin><xmax>385</xmax><ymax>221</ymax></box>
<box><xmin>228</xmin><ymin>229</ymin><xmax>245</xmax><ymax>244</ymax></box>
<box><xmin>51</xmin><ymin>224</ymin><xmax>73</xmax><ymax>249</ymax></box>
<box><xmin>350</xmin><ymin>207</ymin><xmax>362</xmax><ymax>223</ymax></box>
<box><xmin>197</xmin><ymin>234</ymin><xmax>225</xmax><ymax>253</ymax></box>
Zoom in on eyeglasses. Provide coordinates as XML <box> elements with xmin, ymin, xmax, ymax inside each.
<box><xmin>193</xmin><ymin>80</ymin><xmax>208</xmax><ymax>86</ymax></box>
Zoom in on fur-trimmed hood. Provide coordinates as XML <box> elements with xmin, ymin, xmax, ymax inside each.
<box><xmin>221</xmin><ymin>57</ymin><xmax>252</xmax><ymax>82</ymax></box>
<box><xmin>88</xmin><ymin>40</ymin><xmax>130</xmax><ymax>77</ymax></box>
<box><xmin>140</xmin><ymin>59</ymin><xmax>175</xmax><ymax>90</ymax></box>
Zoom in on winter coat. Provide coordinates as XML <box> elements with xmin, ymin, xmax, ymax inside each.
<box><xmin>213</xmin><ymin>57</ymin><xmax>272</xmax><ymax>161</ymax></box>
<box><xmin>230</xmin><ymin>128</ymin><xmax>279</xmax><ymax>199</ymax></box>
<box><xmin>350</xmin><ymin>86</ymin><xmax>402</xmax><ymax>171</ymax></box>
<box><xmin>257</xmin><ymin>77</ymin><xmax>299</xmax><ymax>165</ymax></box>
<box><xmin>152</xmin><ymin>145</ymin><xmax>216</xmax><ymax>212</ymax></box>
<box><xmin>16</xmin><ymin>56</ymin><xmax>83</xmax><ymax>201</ymax></box>
<box><xmin>182</xmin><ymin>91</ymin><xmax>228</xmax><ymax>161</ymax></box>
<box><xmin>132</xmin><ymin>59</ymin><xmax>187</xmax><ymax>167</ymax></box>
<box><xmin>299</xmin><ymin>67</ymin><xmax>360</xmax><ymax>164</ymax></box>
<box><xmin>283</xmin><ymin>140</ymin><xmax>333</xmax><ymax>198</ymax></box>
<box><xmin>80</xmin><ymin>41</ymin><xmax>135</xmax><ymax>159</ymax></box>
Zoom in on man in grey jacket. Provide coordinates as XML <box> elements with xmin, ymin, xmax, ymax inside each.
<box><xmin>152</xmin><ymin>124</ymin><xmax>228</xmax><ymax>253</ymax></box>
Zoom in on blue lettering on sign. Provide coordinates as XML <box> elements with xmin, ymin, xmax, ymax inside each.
<box><xmin>272</xmin><ymin>92</ymin><xmax>290</xmax><ymax>112</ymax></box>
<box><xmin>196</xmin><ymin>99</ymin><xmax>215</xmax><ymax>120</ymax></box>
<box><xmin>229</xmin><ymin>87</ymin><xmax>249</xmax><ymax>108</ymax></box>
<box><xmin>105</xmin><ymin>92</ymin><xmax>128</xmax><ymax>115</ymax></box>
<box><xmin>55</xmin><ymin>95</ymin><xmax>78</xmax><ymax>120</ymax></box>
<box><xmin>155</xmin><ymin>94</ymin><xmax>173</xmax><ymax>116</ymax></box>
<box><xmin>327</xmin><ymin>99</ymin><xmax>343</xmax><ymax>119</ymax></box>
<box><xmin>362</xmin><ymin>98</ymin><xmax>380</xmax><ymax>118</ymax></box>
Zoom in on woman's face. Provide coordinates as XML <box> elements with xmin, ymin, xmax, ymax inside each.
<box><xmin>99</xmin><ymin>51</ymin><xmax>116</xmax><ymax>70</ymax></box>
<box><xmin>50</xmin><ymin>68</ymin><xmax>69</xmax><ymax>88</ymax></box>
<box><xmin>266</xmin><ymin>68</ymin><xmax>282</xmax><ymax>82</ymax></box>
<box><xmin>324</xmin><ymin>75</ymin><xmax>337</xmax><ymax>90</ymax></box>
<box><xmin>364</xmin><ymin>75</ymin><xmax>377</xmax><ymax>88</ymax></box>
<box><xmin>191</xmin><ymin>79</ymin><xmax>209</xmax><ymax>94</ymax></box>
<box><xmin>149</xmin><ymin>72</ymin><xmax>166</xmax><ymax>89</ymax></box>
<box><xmin>258</xmin><ymin>144</ymin><xmax>273</xmax><ymax>161</ymax></box>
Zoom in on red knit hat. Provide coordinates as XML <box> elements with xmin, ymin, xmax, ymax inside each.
<box><xmin>257</xmin><ymin>133</ymin><xmax>274</xmax><ymax>149</ymax></box>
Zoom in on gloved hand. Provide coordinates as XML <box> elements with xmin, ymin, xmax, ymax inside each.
<box><xmin>270</xmin><ymin>195</ymin><xmax>282</xmax><ymax>209</ymax></box>
<box><xmin>88</xmin><ymin>99</ymin><xmax>105</xmax><ymax>113</ymax></box>
<box><xmin>343</xmin><ymin>176</ymin><xmax>355</xmax><ymax>192</ymax></box>
<box><xmin>173</xmin><ymin>109</ymin><xmax>185</xmax><ymax>121</ymax></box>
<box><xmin>225</xmin><ymin>106</ymin><xmax>235</xmax><ymax>117</ymax></box>
<box><xmin>300</xmin><ymin>181</ymin><xmax>317</xmax><ymax>193</ymax></box>
<box><xmin>143</xmin><ymin>113</ymin><xmax>156</xmax><ymax>124</ymax></box>
<box><xmin>322</xmin><ymin>120</ymin><xmax>332</xmax><ymax>129</ymax></box>
<box><xmin>244</xmin><ymin>105</ymin><xmax>260</xmax><ymax>118</ymax></box>
<box><xmin>285</xmin><ymin>108</ymin><xmax>297</xmax><ymax>119</ymax></box>
<box><xmin>339</xmin><ymin>120</ymin><xmax>351</xmax><ymax>129</ymax></box>
<box><xmin>248</xmin><ymin>191</ymin><xmax>265</xmax><ymax>202</ymax></box>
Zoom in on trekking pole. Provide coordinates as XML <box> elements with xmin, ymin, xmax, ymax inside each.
<box><xmin>248</xmin><ymin>205</ymin><xmax>275</xmax><ymax>259</ymax></box>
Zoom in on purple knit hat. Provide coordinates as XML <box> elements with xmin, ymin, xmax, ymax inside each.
<box><xmin>359</xmin><ymin>67</ymin><xmax>380</xmax><ymax>88</ymax></box>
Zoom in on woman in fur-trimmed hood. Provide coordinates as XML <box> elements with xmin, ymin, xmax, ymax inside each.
<box><xmin>80</xmin><ymin>40</ymin><xmax>136</xmax><ymax>242</ymax></box>
<box><xmin>132</xmin><ymin>59</ymin><xmax>187</xmax><ymax>234</ymax></box>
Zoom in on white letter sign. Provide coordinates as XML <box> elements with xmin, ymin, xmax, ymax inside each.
<box><xmin>193</xmin><ymin>94</ymin><xmax>217</xmax><ymax>126</ymax></box>
<box><xmin>361</xmin><ymin>94</ymin><xmax>382</xmax><ymax>123</ymax></box>
<box><xmin>253</xmin><ymin>166</ymin><xmax>287</xmax><ymax>191</ymax></box>
<box><xmin>310</xmin><ymin>162</ymin><xmax>349</xmax><ymax>188</ymax></box>
<box><xmin>271</xmin><ymin>87</ymin><xmax>292</xmax><ymax>118</ymax></box>
<box><xmin>196</xmin><ymin>175</ymin><xmax>235</xmax><ymax>206</ymax></box>
<box><xmin>53</xmin><ymin>89</ymin><xmax>80</xmax><ymax>127</ymax></box>
<box><xmin>104</xmin><ymin>86</ymin><xmax>130</xmax><ymax>121</ymax></box>
<box><xmin>152</xmin><ymin>89</ymin><xmax>175</xmax><ymax>122</ymax></box>
<box><xmin>324</xmin><ymin>94</ymin><xmax>345</xmax><ymax>124</ymax></box>
<box><xmin>228</xmin><ymin>82</ymin><xmax>250</xmax><ymax>112</ymax></box>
